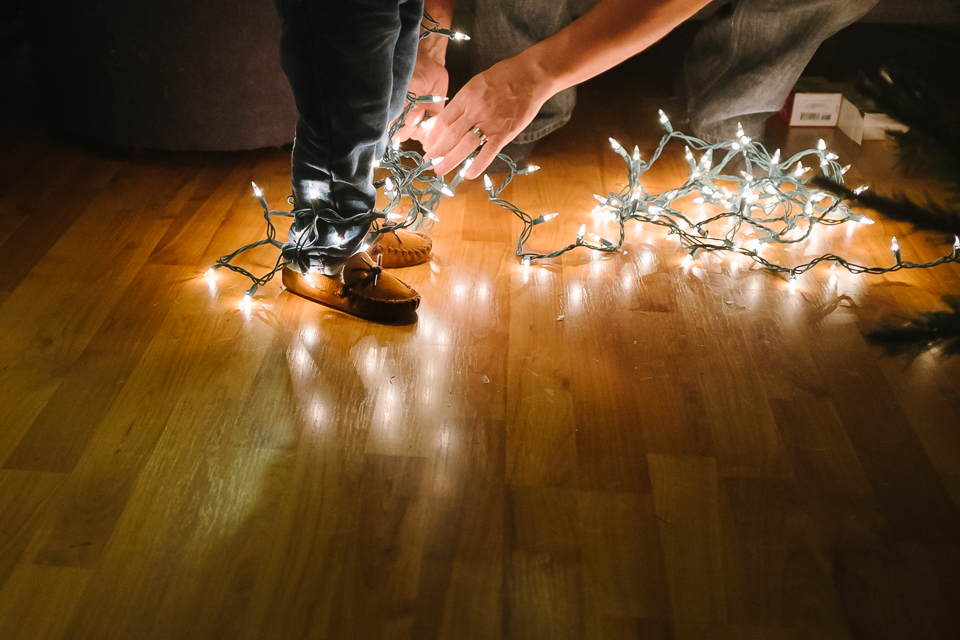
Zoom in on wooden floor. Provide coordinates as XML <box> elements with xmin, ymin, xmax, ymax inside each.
<box><xmin>3</xmin><ymin>69</ymin><xmax>960</xmax><ymax>639</ymax></box>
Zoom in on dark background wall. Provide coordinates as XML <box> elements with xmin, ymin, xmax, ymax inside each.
<box><xmin>22</xmin><ymin>0</ymin><xmax>297</xmax><ymax>151</ymax></box>
<box><xmin>3</xmin><ymin>0</ymin><xmax>958</xmax><ymax>152</ymax></box>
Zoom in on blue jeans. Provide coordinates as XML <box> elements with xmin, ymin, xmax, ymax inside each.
<box><xmin>682</xmin><ymin>0</ymin><xmax>880</xmax><ymax>142</ymax></box>
<box><xmin>471</xmin><ymin>0</ymin><xmax>879</xmax><ymax>144</ymax></box>
<box><xmin>273</xmin><ymin>0</ymin><xmax>424</xmax><ymax>273</ymax></box>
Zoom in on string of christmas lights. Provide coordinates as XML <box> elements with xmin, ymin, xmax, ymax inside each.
<box><xmin>210</xmin><ymin>16</ymin><xmax>960</xmax><ymax>307</ymax></box>
<box><xmin>484</xmin><ymin>116</ymin><xmax>960</xmax><ymax>285</ymax></box>
<box><xmin>419</xmin><ymin>9</ymin><xmax>470</xmax><ymax>42</ymax></box>
<box><xmin>210</xmin><ymin>21</ymin><xmax>475</xmax><ymax>302</ymax></box>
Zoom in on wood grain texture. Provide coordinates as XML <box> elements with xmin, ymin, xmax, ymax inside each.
<box><xmin>2</xmin><ymin>65</ymin><xmax>960</xmax><ymax>640</ymax></box>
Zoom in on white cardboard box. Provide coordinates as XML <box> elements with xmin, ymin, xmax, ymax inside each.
<box><xmin>778</xmin><ymin>77</ymin><xmax>909</xmax><ymax>144</ymax></box>
<box><xmin>781</xmin><ymin>92</ymin><xmax>843</xmax><ymax>126</ymax></box>
<box><xmin>837</xmin><ymin>95</ymin><xmax>910</xmax><ymax>144</ymax></box>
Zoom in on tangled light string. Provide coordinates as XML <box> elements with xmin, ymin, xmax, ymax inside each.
<box><xmin>486</xmin><ymin>116</ymin><xmax>960</xmax><ymax>283</ymax></box>
<box><xmin>209</xmin><ymin>16</ymin><xmax>479</xmax><ymax>301</ymax></box>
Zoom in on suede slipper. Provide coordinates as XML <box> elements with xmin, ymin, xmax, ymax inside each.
<box><xmin>282</xmin><ymin>252</ymin><xmax>420</xmax><ymax>321</ymax></box>
<box><xmin>368</xmin><ymin>228</ymin><xmax>433</xmax><ymax>268</ymax></box>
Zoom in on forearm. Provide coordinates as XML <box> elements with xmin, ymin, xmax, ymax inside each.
<box><xmin>421</xmin><ymin>0</ymin><xmax>457</xmax><ymax>64</ymax></box>
<box><xmin>518</xmin><ymin>0</ymin><xmax>713</xmax><ymax>99</ymax></box>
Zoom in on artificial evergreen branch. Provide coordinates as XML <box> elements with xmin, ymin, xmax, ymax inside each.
<box><xmin>813</xmin><ymin>68</ymin><xmax>960</xmax><ymax>358</ymax></box>
<box><xmin>810</xmin><ymin>176</ymin><xmax>960</xmax><ymax>236</ymax></box>
<box><xmin>867</xmin><ymin>295</ymin><xmax>960</xmax><ymax>358</ymax></box>
<box><xmin>860</xmin><ymin>67</ymin><xmax>960</xmax><ymax>197</ymax></box>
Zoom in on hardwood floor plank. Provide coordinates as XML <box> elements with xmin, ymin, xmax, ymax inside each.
<box><xmin>24</xmin><ymin>192</ymin><xmax>282</xmax><ymax>571</ymax></box>
<box><xmin>144</xmin><ymin>446</ymin><xmax>295</xmax><ymax>640</ymax></box>
<box><xmin>720</xmin><ymin>477</ymin><xmax>845</xmax><ymax>629</ymax></box>
<box><xmin>648</xmin><ymin>454</ymin><xmax>727</xmax><ymax>626</ymax></box>
<box><xmin>577</xmin><ymin>490</ymin><xmax>672</xmax><ymax>621</ymax></box>
<box><xmin>0</xmin><ymin>470</ymin><xmax>65</xmax><ymax>587</ymax></box>
<box><xmin>349</xmin><ymin>454</ymin><xmax>430</xmax><ymax>638</ymax></box>
<box><xmin>410</xmin><ymin>420</ymin><xmax>505</xmax><ymax>640</ymax></box>
<box><xmin>52</xmin><ymin>311</ymin><xmax>278</xmax><ymax>638</ymax></box>
<box><xmin>503</xmin><ymin>485</ymin><xmax>585</xmax><ymax>640</ymax></box>
<box><xmin>0</xmin><ymin>155</ymin><xmax>122</xmax><ymax>294</ymax></box>
<box><xmin>0</xmin><ymin>162</ymin><xmax>192</xmax><ymax>464</ymax></box>
<box><xmin>876</xmin><ymin>353</ymin><xmax>960</xmax><ymax>506</ymax></box>
<box><xmin>0</xmin><ymin>145</ymin><xmax>86</xmax><ymax>245</ymax></box>
<box><xmin>0</xmin><ymin>564</ymin><xmax>90</xmax><ymax>640</ymax></box>
<box><xmin>505</xmin><ymin>254</ymin><xmax>578</xmax><ymax>488</ymax></box>
<box><xmin>816</xmin><ymin>344</ymin><xmax>960</xmax><ymax>543</ymax></box>
<box><xmin>566</xmin><ymin>256</ymin><xmax>654</xmax><ymax>493</ymax></box>
<box><xmin>4</xmin><ymin>264</ymin><xmax>187</xmax><ymax>473</ymax></box>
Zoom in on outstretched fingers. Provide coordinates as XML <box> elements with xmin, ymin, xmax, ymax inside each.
<box><xmin>463</xmin><ymin>140</ymin><xmax>506</xmax><ymax>180</ymax></box>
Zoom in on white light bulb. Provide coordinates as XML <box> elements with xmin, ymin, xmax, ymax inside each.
<box><xmin>954</xmin><ymin>236</ymin><xmax>960</xmax><ymax>250</ymax></box>
<box><xmin>419</xmin><ymin>118</ymin><xmax>435</xmax><ymax>131</ymax></box>
<box><xmin>853</xmin><ymin>186</ymin><xmax>869</xmax><ymax>195</ymax></box>
<box><xmin>658</xmin><ymin>109</ymin><xmax>669</xmax><ymax>124</ymax></box>
<box><xmin>609</xmin><ymin>137</ymin><xmax>621</xmax><ymax>151</ymax></box>
<box><xmin>860</xmin><ymin>217</ymin><xmax>875</xmax><ymax>225</ymax></box>
<box><xmin>772</xmin><ymin>149</ymin><xmax>781</xmax><ymax>164</ymax></box>
<box><xmin>526</xmin><ymin>164</ymin><xmax>540</xmax><ymax>173</ymax></box>
<box><xmin>543</xmin><ymin>213</ymin><xmax>559</xmax><ymax>222</ymax></box>
<box><xmin>633</xmin><ymin>146</ymin><xmax>641</xmax><ymax>162</ymax></box>
<box><xmin>385</xmin><ymin>177</ymin><xmax>395</xmax><ymax>192</ymax></box>
<box><xmin>431</xmin><ymin>156</ymin><xmax>444</xmax><ymax>166</ymax></box>
<box><xmin>453</xmin><ymin>31</ymin><xmax>470</xmax><ymax>41</ymax></box>
<box><xmin>891</xmin><ymin>236</ymin><xmax>899</xmax><ymax>252</ymax></box>
<box><xmin>431</xmin><ymin>95</ymin><xmax>446</xmax><ymax>103</ymax></box>
<box><xmin>521</xmin><ymin>256</ymin><xmax>531</xmax><ymax>267</ymax></box>
<box><xmin>817</xmin><ymin>138</ymin><xmax>827</xmax><ymax>151</ymax></box>
<box><xmin>441</xmin><ymin>186</ymin><xmax>455</xmax><ymax>197</ymax></box>
<box><xmin>205</xmin><ymin>268</ymin><xmax>216</xmax><ymax>277</ymax></box>
<box><xmin>577</xmin><ymin>224</ymin><xmax>586</xmax><ymax>240</ymax></box>
<box><xmin>841</xmin><ymin>164</ymin><xmax>851</xmax><ymax>174</ymax></box>
<box><xmin>252</xmin><ymin>182</ymin><xmax>263</xmax><ymax>198</ymax></box>
<box><xmin>483</xmin><ymin>174</ymin><xmax>492</xmax><ymax>190</ymax></box>
<box><xmin>424</xmin><ymin>209</ymin><xmax>440</xmax><ymax>222</ymax></box>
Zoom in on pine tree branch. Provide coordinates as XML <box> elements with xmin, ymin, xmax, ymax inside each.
<box><xmin>810</xmin><ymin>176</ymin><xmax>960</xmax><ymax>237</ymax></box>
<box><xmin>867</xmin><ymin>296</ymin><xmax>960</xmax><ymax>358</ymax></box>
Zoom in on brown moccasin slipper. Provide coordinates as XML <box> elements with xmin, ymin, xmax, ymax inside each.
<box><xmin>368</xmin><ymin>229</ymin><xmax>432</xmax><ymax>268</ymax></box>
<box><xmin>282</xmin><ymin>252</ymin><xmax>420</xmax><ymax>321</ymax></box>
